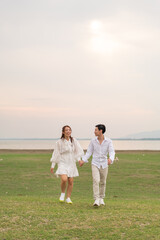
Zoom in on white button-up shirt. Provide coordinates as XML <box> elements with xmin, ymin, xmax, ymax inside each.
<box><xmin>82</xmin><ymin>137</ymin><xmax>115</xmax><ymax>169</ymax></box>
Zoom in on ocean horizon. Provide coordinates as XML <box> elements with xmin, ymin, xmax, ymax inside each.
<box><xmin>0</xmin><ymin>138</ymin><xmax>160</xmax><ymax>150</ymax></box>
<box><xmin>0</xmin><ymin>138</ymin><xmax>160</xmax><ymax>140</ymax></box>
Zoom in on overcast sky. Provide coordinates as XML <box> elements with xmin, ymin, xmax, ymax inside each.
<box><xmin>0</xmin><ymin>0</ymin><xmax>160</xmax><ymax>138</ymax></box>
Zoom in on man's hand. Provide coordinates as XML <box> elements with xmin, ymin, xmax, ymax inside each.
<box><xmin>79</xmin><ymin>160</ymin><xmax>84</xmax><ymax>167</ymax></box>
<box><xmin>50</xmin><ymin>168</ymin><xmax>54</xmax><ymax>173</ymax></box>
<box><xmin>108</xmin><ymin>158</ymin><xmax>112</xmax><ymax>165</ymax></box>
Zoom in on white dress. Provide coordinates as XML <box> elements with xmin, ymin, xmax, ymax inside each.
<box><xmin>50</xmin><ymin>138</ymin><xmax>84</xmax><ymax>177</ymax></box>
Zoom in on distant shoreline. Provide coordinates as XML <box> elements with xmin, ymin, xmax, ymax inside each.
<box><xmin>0</xmin><ymin>149</ymin><xmax>160</xmax><ymax>154</ymax></box>
<box><xmin>0</xmin><ymin>138</ymin><xmax>160</xmax><ymax>140</ymax></box>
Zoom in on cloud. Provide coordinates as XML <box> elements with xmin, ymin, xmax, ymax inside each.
<box><xmin>0</xmin><ymin>0</ymin><xmax>160</xmax><ymax>138</ymax></box>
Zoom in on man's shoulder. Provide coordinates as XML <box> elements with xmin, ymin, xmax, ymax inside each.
<box><xmin>104</xmin><ymin>137</ymin><xmax>112</xmax><ymax>142</ymax></box>
<box><xmin>91</xmin><ymin>137</ymin><xmax>97</xmax><ymax>142</ymax></box>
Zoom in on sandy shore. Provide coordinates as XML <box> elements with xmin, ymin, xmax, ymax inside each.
<box><xmin>0</xmin><ymin>149</ymin><xmax>160</xmax><ymax>154</ymax></box>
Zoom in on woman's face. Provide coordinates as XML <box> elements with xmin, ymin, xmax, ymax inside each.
<box><xmin>63</xmin><ymin>127</ymin><xmax>72</xmax><ymax>138</ymax></box>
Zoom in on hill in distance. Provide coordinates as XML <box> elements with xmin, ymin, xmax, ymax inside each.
<box><xmin>124</xmin><ymin>130</ymin><xmax>160</xmax><ymax>139</ymax></box>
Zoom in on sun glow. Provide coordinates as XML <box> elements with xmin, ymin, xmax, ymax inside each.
<box><xmin>90</xmin><ymin>20</ymin><xmax>103</xmax><ymax>34</ymax></box>
<box><xmin>89</xmin><ymin>20</ymin><xmax>119</xmax><ymax>54</ymax></box>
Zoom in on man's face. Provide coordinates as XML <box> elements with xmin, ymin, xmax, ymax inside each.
<box><xmin>94</xmin><ymin>127</ymin><xmax>102</xmax><ymax>136</ymax></box>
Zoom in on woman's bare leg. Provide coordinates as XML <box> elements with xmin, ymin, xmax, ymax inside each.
<box><xmin>60</xmin><ymin>174</ymin><xmax>68</xmax><ymax>193</ymax></box>
<box><xmin>66</xmin><ymin>177</ymin><xmax>74</xmax><ymax>198</ymax></box>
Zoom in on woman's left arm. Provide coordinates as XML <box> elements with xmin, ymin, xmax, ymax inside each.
<box><xmin>74</xmin><ymin>138</ymin><xmax>84</xmax><ymax>162</ymax></box>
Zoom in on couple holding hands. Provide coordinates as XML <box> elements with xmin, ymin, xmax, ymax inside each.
<box><xmin>50</xmin><ymin>124</ymin><xmax>115</xmax><ymax>207</ymax></box>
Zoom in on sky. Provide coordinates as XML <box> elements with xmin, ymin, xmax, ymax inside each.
<box><xmin>0</xmin><ymin>0</ymin><xmax>160</xmax><ymax>139</ymax></box>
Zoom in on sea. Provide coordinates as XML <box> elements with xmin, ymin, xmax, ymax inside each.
<box><xmin>0</xmin><ymin>139</ymin><xmax>160</xmax><ymax>150</ymax></box>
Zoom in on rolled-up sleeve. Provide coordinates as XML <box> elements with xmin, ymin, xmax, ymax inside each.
<box><xmin>74</xmin><ymin>138</ymin><xmax>84</xmax><ymax>161</ymax></box>
<box><xmin>82</xmin><ymin>141</ymin><xmax>93</xmax><ymax>163</ymax></box>
<box><xmin>50</xmin><ymin>141</ymin><xmax>60</xmax><ymax>168</ymax></box>
<box><xmin>108</xmin><ymin>140</ymin><xmax>115</xmax><ymax>163</ymax></box>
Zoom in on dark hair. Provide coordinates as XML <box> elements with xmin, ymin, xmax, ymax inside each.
<box><xmin>61</xmin><ymin>125</ymin><xmax>73</xmax><ymax>142</ymax></box>
<box><xmin>95</xmin><ymin>124</ymin><xmax>106</xmax><ymax>134</ymax></box>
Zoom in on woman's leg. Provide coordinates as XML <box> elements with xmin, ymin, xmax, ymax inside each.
<box><xmin>66</xmin><ymin>177</ymin><xmax>74</xmax><ymax>198</ymax></box>
<box><xmin>60</xmin><ymin>174</ymin><xmax>68</xmax><ymax>193</ymax></box>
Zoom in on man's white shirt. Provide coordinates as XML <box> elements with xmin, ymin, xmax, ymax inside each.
<box><xmin>82</xmin><ymin>137</ymin><xmax>115</xmax><ymax>169</ymax></box>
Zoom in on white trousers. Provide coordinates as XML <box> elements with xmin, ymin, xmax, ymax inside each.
<box><xmin>92</xmin><ymin>164</ymin><xmax>108</xmax><ymax>200</ymax></box>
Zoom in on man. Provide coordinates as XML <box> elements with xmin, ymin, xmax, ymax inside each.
<box><xmin>79</xmin><ymin>124</ymin><xmax>115</xmax><ymax>207</ymax></box>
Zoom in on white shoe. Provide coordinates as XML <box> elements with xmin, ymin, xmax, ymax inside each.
<box><xmin>66</xmin><ymin>197</ymin><xmax>73</xmax><ymax>204</ymax></box>
<box><xmin>99</xmin><ymin>198</ymin><xmax>105</xmax><ymax>205</ymax></box>
<box><xmin>59</xmin><ymin>193</ymin><xmax>65</xmax><ymax>202</ymax></box>
<box><xmin>93</xmin><ymin>199</ymin><xmax>100</xmax><ymax>207</ymax></box>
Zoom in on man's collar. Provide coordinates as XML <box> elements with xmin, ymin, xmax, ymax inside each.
<box><xmin>95</xmin><ymin>136</ymin><xmax>107</xmax><ymax>141</ymax></box>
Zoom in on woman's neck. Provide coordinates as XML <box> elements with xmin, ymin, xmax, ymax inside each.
<box><xmin>65</xmin><ymin>136</ymin><xmax>70</xmax><ymax>141</ymax></box>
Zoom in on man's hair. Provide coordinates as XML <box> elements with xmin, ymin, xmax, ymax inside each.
<box><xmin>95</xmin><ymin>124</ymin><xmax>106</xmax><ymax>134</ymax></box>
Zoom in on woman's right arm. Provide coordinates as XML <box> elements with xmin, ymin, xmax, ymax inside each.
<box><xmin>50</xmin><ymin>141</ymin><xmax>60</xmax><ymax>172</ymax></box>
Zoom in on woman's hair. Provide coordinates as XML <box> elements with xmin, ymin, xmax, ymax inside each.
<box><xmin>61</xmin><ymin>125</ymin><xmax>73</xmax><ymax>142</ymax></box>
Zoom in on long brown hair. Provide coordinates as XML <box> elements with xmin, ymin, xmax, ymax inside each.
<box><xmin>61</xmin><ymin>125</ymin><xmax>73</xmax><ymax>142</ymax></box>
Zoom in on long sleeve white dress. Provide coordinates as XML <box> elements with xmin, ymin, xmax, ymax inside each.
<box><xmin>50</xmin><ymin>138</ymin><xmax>84</xmax><ymax>177</ymax></box>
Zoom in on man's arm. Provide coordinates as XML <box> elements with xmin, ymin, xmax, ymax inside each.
<box><xmin>79</xmin><ymin>140</ymin><xmax>94</xmax><ymax>166</ymax></box>
<box><xmin>108</xmin><ymin>140</ymin><xmax>115</xmax><ymax>164</ymax></box>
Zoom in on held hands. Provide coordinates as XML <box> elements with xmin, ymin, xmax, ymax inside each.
<box><xmin>50</xmin><ymin>168</ymin><xmax>54</xmax><ymax>174</ymax></box>
<box><xmin>108</xmin><ymin>158</ymin><xmax>112</xmax><ymax>165</ymax></box>
<box><xmin>79</xmin><ymin>160</ymin><xmax>84</xmax><ymax>167</ymax></box>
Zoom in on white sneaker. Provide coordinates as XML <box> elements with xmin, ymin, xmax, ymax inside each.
<box><xmin>99</xmin><ymin>198</ymin><xmax>105</xmax><ymax>206</ymax></box>
<box><xmin>59</xmin><ymin>193</ymin><xmax>65</xmax><ymax>202</ymax></box>
<box><xmin>93</xmin><ymin>199</ymin><xmax>100</xmax><ymax>207</ymax></box>
<box><xmin>66</xmin><ymin>197</ymin><xmax>73</xmax><ymax>204</ymax></box>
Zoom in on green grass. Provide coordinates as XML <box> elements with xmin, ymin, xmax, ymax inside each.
<box><xmin>0</xmin><ymin>152</ymin><xmax>160</xmax><ymax>240</ymax></box>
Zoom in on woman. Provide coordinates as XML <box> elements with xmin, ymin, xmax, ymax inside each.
<box><xmin>50</xmin><ymin>125</ymin><xmax>84</xmax><ymax>204</ymax></box>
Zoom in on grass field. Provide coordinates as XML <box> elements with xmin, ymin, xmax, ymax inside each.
<box><xmin>0</xmin><ymin>151</ymin><xmax>160</xmax><ymax>240</ymax></box>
